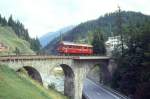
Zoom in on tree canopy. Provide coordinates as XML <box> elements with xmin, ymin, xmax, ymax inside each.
<box><xmin>111</xmin><ymin>13</ymin><xmax>150</xmax><ymax>99</ymax></box>
<box><xmin>92</xmin><ymin>29</ymin><xmax>106</xmax><ymax>55</ymax></box>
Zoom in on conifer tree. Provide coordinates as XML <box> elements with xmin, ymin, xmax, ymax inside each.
<box><xmin>116</xmin><ymin>6</ymin><xmax>124</xmax><ymax>55</ymax></box>
<box><xmin>92</xmin><ymin>29</ymin><xmax>106</xmax><ymax>55</ymax></box>
<box><xmin>8</xmin><ymin>15</ymin><xmax>14</xmax><ymax>27</ymax></box>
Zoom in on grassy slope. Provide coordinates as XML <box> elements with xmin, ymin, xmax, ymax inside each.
<box><xmin>0</xmin><ymin>64</ymin><xmax>68</xmax><ymax>99</ymax></box>
<box><xmin>0</xmin><ymin>26</ymin><xmax>34</xmax><ymax>55</ymax></box>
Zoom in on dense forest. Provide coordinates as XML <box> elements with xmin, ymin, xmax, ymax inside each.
<box><xmin>0</xmin><ymin>14</ymin><xmax>41</xmax><ymax>53</ymax></box>
<box><xmin>111</xmin><ymin>9</ymin><xmax>150</xmax><ymax>99</ymax></box>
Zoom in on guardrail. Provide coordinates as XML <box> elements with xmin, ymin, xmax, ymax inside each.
<box><xmin>0</xmin><ymin>55</ymin><xmax>73</xmax><ymax>61</ymax></box>
<box><xmin>100</xmin><ymin>84</ymin><xmax>130</xmax><ymax>99</ymax></box>
<box><xmin>0</xmin><ymin>55</ymin><xmax>110</xmax><ymax>61</ymax></box>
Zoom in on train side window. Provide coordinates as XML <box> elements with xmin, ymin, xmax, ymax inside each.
<box><xmin>69</xmin><ymin>46</ymin><xmax>72</xmax><ymax>48</ymax></box>
<box><xmin>76</xmin><ymin>46</ymin><xmax>79</xmax><ymax>49</ymax></box>
<box><xmin>64</xmin><ymin>45</ymin><xmax>67</xmax><ymax>48</ymax></box>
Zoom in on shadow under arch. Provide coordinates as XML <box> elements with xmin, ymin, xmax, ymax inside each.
<box><xmin>87</xmin><ymin>63</ymin><xmax>105</xmax><ymax>84</ymax></box>
<box><xmin>17</xmin><ymin>66</ymin><xmax>43</xmax><ymax>84</ymax></box>
<box><xmin>82</xmin><ymin>62</ymin><xmax>110</xmax><ymax>99</ymax></box>
<box><xmin>60</xmin><ymin>64</ymin><xmax>75</xmax><ymax>99</ymax></box>
<box><xmin>85</xmin><ymin>61</ymin><xmax>111</xmax><ymax>85</ymax></box>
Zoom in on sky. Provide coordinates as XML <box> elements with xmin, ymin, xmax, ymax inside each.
<box><xmin>0</xmin><ymin>0</ymin><xmax>149</xmax><ymax>38</ymax></box>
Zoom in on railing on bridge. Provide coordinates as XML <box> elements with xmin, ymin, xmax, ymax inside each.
<box><xmin>0</xmin><ymin>55</ymin><xmax>110</xmax><ymax>61</ymax></box>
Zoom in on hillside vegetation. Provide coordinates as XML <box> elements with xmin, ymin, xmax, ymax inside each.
<box><xmin>111</xmin><ymin>12</ymin><xmax>150</xmax><ymax>99</ymax></box>
<box><xmin>43</xmin><ymin>11</ymin><xmax>150</xmax><ymax>55</ymax></box>
<box><xmin>0</xmin><ymin>14</ymin><xmax>41</xmax><ymax>54</ymax></box>
<box><xmin>0</xmin><ymin>64</ymin><xmax>68</xmax><ymax>99</ymax></box>
<box><xmin>0</xmin><ymin>26</ymin><xmax>34</xmax><ymax>55</ymax></box>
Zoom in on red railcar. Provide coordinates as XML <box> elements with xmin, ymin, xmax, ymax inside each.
<box><xmin>57</xmin><ymin>41</ymin><xmax>93</xmax><ymax>55</ymax></box>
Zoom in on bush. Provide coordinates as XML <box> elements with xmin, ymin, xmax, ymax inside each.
<box><xmin>48</xmin><ymin>83</ymin><xmax>56</xmax><ymax>90</ymax></box>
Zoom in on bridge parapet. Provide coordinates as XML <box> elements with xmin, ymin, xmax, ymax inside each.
<box><xmin>0</xmin><ymin>55</ymin><xmax>71</xmax><ymax>61</ymax></box>
<box><xmin>0</xmin><ymin>55</ymin><xmax>110</xmax><ymax>61</ymax></box>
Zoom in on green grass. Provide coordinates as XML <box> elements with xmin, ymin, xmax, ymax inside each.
<box><xmin>0</xmin><ymin>26</ymin><xmax>34</xmax><ymax>55</ymax></box>
<box><xmin>0</xmin><ymin>64</ymin><xmax>68</xmax><ymax>99</ymax></box>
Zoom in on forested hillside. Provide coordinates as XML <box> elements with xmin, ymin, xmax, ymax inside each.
<box><xmin>43</xmin><ymin>11</ymin><xmax>150</xmax><ymax>55</ymax></box>
<box><xmin>0</xmin><ymin>26</ymin><xmax>33</xmax><ymax>55</ymax></box>
<box><xmin>110</xmin><ymin>10</ymin><xmax>150</xmax><ymax>99</ymax></box>
<box><xmin>0</xmin><ymin>14</ymin><xmax>41</xmax><ymax>55</ymax></box>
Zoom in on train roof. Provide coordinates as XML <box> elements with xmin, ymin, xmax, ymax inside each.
<box><xmin>60</xmin><ymin>41</ymin><xmax>93</xmax><ymax>47</ymax></box>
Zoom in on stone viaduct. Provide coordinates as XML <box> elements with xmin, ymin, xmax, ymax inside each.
<box><xmin>0</xmin><ymin>55</ymin><xmax>115</xmax><ymax>99</ymax></box>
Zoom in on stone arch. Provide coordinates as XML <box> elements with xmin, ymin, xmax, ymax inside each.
<box><xmin>86</xmin><ymin>64</ymin><xmax>103</xmax><ymax>83</ymax></box>
<box><xmin>82</xmin><ymin>61</ymin><xmax>111</xmax><ymax>99</ymax></box>
<box><xmin>60</xmin><ymin>64</ymin><xmax>75</xmax><ymax>99</ymax></box>
<box><xmin>88</xmin><ymin>61</ymin><xmax>111</xmax><ymax>84</ymax></box>
<box><xmin>17</xmin><ymin>66</ymin><xmax>43</xmax><ymax>84</ymax></box>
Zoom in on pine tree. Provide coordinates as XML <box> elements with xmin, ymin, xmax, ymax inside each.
<box><xmin>14</xmin><ymin>47</ymin><xmax>20</xmax><ymax>55</ymax></box>
<box><xmin>30</xmin><ymin>37</ymin><xmax>41</xmax><ymax>52</ymax></box>
<box><xmin>0</xmin><ymin>14</ymin><xmax>2</xmax><ymax>25</ymax></box>
<box><xmin>116</xmin><ymin>6</ymin><xmax>124</xmax><ymax>55</ymax></box>
<box><xmin>92</xmin><ymin>29</ymin><xmax>106</xmax><ymax>55</ymax></box>
<box><xmin>0</xmin><ymin>14</ymin><xmax>7</xmax><ymax>26</ymax></box>
<box><xmin>8</xmin><ymin>15</ymin><xmax>14</xmax><ymax>27</ymax></box>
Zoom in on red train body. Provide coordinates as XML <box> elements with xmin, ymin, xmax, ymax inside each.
<box><xmin>57</xmin><ymin>41</ymin><xmax>93</xmax><ymax>55</ymax></box>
